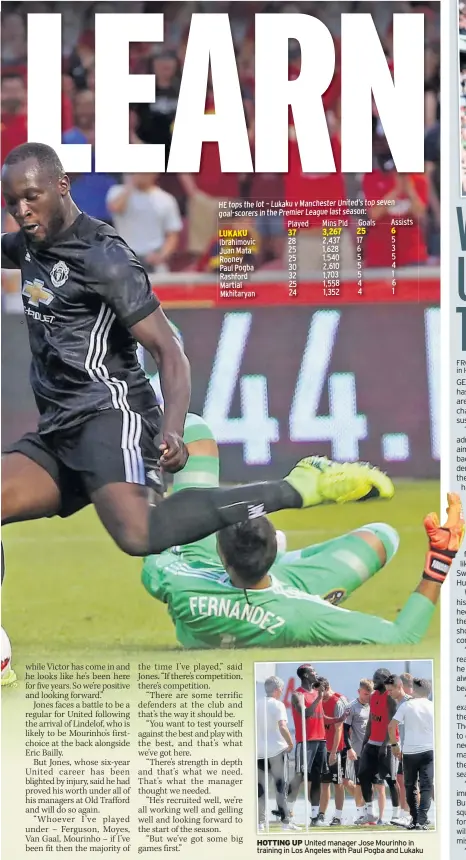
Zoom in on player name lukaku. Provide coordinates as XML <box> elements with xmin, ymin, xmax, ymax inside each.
<box><xmin>188</xmin><ymin>596</ymin><xmax>285</xmax><ymax>635</ymax></box>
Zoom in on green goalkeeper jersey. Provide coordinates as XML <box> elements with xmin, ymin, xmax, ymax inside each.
<box><xmin>141</xmin><ymin>551</ymin><xmax>434</xmax><ymax>650</ymax></box>
<box><xmin>141</xmin><ymin>411</ymin><xmax>435</xmax><ymax>649</ymax></box>
<box><xmin>142</xmin><ymin>552</ymin><xmax>340</xmax><ymax>649</ymax></box>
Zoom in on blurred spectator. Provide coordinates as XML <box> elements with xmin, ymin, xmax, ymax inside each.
<box><xmin>460</xmin><ymin>2</ymin><xmax>466</xmax><ymax>34</ymax></box>
<box><xmin>129</xmin><ymin>106</ymin><xmax>144</xmax><ymax>145</ymax></box>
<box><xmin>60</xmin><ymin>4</ymin><xmax>90</xmax><ymax>59</ymax></box>
<box><xmin>180</xmin><ymin>75</ymin><xmax>242</xmax><ymax>257</ymax></box>
<box><xmin>424</xmin><ymin>121</ymin><xmax>440</xmax><ymax>259</ymax></box>
<box><xmin>1</xmin><ymin>12</ymin><xmax>27</xmax><ymax>71</ymax></box>
<box><xmin>66</xmin><ymin>31</ymin><xmax>95</xmax><ymax>91</ymax></box>
<box><xmin>284</xmin><ymin>127</ymin><xmax>356</xmax><ymax>274</ymax></box>
<box><xmin>86</xmin><ymin>63</ymin><xmax>96</xmax><ymax>92</ymax></box>
<box><xmin>135</xmin><ymin>49</ymin><xmax>181</xmax><ymax>158</ymax></box>
<box><xmin>424</xmin><ymin>46</ymin><xmax>440</xmax><ymax>130</ymax></box>
<box><xmin>63</xmin><ymin>89</ymin><xmax>117</xmax><ymax>222</ymax></box>
<box><xmin>247</xmin><ymin>173</ymin><xmax>286</xmax><ymax>265</ymax></box>
<box><xmin>1</xmin><ymin>73</ymin><xmax>27</xmax><ymax>160</ymax></box>
<box><xmin>362</xmin><ymin>161</ymin><xmax>428</xmax><ymax>268</ymax></box>
<box><xmin>63</xmin><ymin>88</ymin><xmax>96</xmax><ymax>145</ymax></box>
<box><xmin>245</xmin><ymin>116</ymin><xmax>286</xmax><ymax>264</ymax></box>
<box><xmin>62</xmin><ymin>73</ymin><xmax>77</xmax><ymax>102</ymax></box>
<box><xmin>106</xmin><ymin>174</ymin><xmax>182</xmax><ymax>273</ymax></box>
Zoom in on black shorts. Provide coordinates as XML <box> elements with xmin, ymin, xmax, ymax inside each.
<box><xmin>295</xmin><ymin>739</ymin><xmax>326</xmax><ymax>777</ymax></box>
<box><xmin>321</xmin><ymin>750</ymin><xmax>346</xmax><ymax>785</ymax></box>
<box><xmin>4</xmin><ymin>406</ymin><xmax>163</xmax><ymax>518</ymax></box>
<box><xmin>358</xmin><ymin>743</ymin><xmax>398</xmax><ymax>787</ymax></box>
<box><xmin>353</xmin><ymin>757</ymin><xmax>384</xmax><ymax>786</ymax></box>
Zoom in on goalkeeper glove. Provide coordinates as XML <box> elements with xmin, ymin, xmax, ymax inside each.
<box><xmin>423</xmin><ymin>492</ymin><xmax>464</xmax><ymax>584</ymax></box>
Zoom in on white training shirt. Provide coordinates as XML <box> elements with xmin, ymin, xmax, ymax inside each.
<box><xmin>106</xmin><ymin>185</ymin><xmax>182</xmax><ymax>257</ymax></box>
<box><xmin>394</xmin><ymin>698</ymin><xmax>434</xmax><ymax>754</ymax></box>
<box><xmin>256</xmin><ymin>697</ymin><xmax>289</xmax><ymax>759</ymax></box>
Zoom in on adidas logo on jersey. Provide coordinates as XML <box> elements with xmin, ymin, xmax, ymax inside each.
<box><xmin>247</xmin><ymin>503</ymin><xmax>265</xmax><ymax>520</ymax></box>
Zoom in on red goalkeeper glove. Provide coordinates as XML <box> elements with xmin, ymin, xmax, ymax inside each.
<box><xmin>423</xmin><ymin>493</ymin><xmax>464</xmax><ymax>584</ymax></box>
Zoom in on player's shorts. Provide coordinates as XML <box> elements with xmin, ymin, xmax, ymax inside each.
<box><xmin>321</xmin><ymin>750</ymin><xmax>345</xmax><ymax>785</ymax></box>
<box><xmin>358</xmin><ymin>742</ymin><xmax>398</xmax><ymax>787</ymax></box>
<box><xmin>351</xmin><ymin>758</ymin><xmax>385</xmax><ymax>786</ymax></box>
<box><xmin>3</xmin><ymin>406</ymin><xmax>163</xmax><ymax>518</ymax></box>
<box><xmin>295</xmin><ymin>739</ymin><xmax>326</xmax><ymax>777</ymax></box>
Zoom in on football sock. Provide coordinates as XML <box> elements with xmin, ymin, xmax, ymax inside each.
<box><xmin>276</xmin><ymin>525</ymin><xmax>399</xmax><ymax>602</ymax></box>
<box><xmin>147</xmin><ymin>481</ymin><xmax>301</xmax><ymax>555</ymax></box>
<box><xmin>387</xmin><ymin>780</ymin><xmax>400</xmax><ymax>810</ymax></box>
<box><xmin>392</xmin><ymin>806</ymin><xmax>401</xmax><ymax>819</ymax></box>
<box><xmin>170</xmin><ymin>449</ymin><xmax>220</xmax><ymax>560</ymax></box>
<box><xmin>365</xmin><ymin>803</ymin><xmax>374</xmax><ymax>816</ymax></box>
<box><xmin>172</xmin><ymin>454</ymin><xmax>219</xmax><ymax>493</ymax></box>
<box><xmin>311</xmin><ymin>806</ymin><xmax>319</xmax><ymax>818</ymax></box>
<box><xmin>333</xmin><ymin>809</ymin><xmax>342</xmax><ymax>820</ymax></box>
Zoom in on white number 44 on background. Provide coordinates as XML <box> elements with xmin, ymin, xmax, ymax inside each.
<box><xmin>203</xmin><ymin>313</ymin><xmax>279</xmax><ymax>465</ymax></box>
<box><xmin>290</xmin><ymin>310</ymin><xmax>367</xmax><ymax>461</ymax></box>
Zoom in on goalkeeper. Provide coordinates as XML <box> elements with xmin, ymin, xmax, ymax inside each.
<box><xmin>141</xmin><ymin>414</ymin><xmax>461</xmax><ymax>648</ymax></box>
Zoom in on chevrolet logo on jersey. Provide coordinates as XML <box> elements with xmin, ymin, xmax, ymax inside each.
<box><xmin>22</xmin><ymin>279</ymin><xmax>54</xmax><ymax>308</ymax></box>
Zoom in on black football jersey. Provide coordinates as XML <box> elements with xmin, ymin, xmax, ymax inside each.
<box><xmin>1</xmin><ymin>213</ymin><xmax>160</xmax><ymax>434</ymax></box>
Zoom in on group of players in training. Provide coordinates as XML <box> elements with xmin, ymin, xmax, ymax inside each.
<box><xmin>0</xmin><ymin>142</ymin><xmax>463</xmax><ymax>656</ymax></box>
<box><xmin>259</xmin><ymin>664</ymin><xmax>433</xmax><ymax>830</ymax></box>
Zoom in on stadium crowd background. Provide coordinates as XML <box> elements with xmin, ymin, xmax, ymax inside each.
<box><xmin>1</xmin><ymin>0</ymin><xmax>440</xmax><ymax>277</ymax></box>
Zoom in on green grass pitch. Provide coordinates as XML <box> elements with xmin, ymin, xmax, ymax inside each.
<box><xmin>1</xmin><ymin>480</ymin><xmax>440</xmax><ymax>662</ymax></box>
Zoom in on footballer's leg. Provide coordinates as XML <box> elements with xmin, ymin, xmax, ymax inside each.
<box><xmin>91</xmin><ymin>426</ymin><xmax>395</xmax><ymax>558</ymax></box>
<box><xmin>83</xmin><ymin>375</ymin><xmax>394</xmax><ymax>558</ymax></box>
<box><xmin>169</xmin><ymin>413</ymin><xmax>221</xmax><ymax>564</ymax></box>
<box><xmin>273</xmin><ymin>524</ymin><xmax>399</xmax><ymax>604</ymax></box>
<box><xmin>2</xmin><ymin>450</ymin><xmax>61</xmax><ymax>525</ymax></box>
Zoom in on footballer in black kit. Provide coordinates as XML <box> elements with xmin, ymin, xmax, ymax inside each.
<box><xmin>1</xmin><ymin>143</ymin><xmax>193</xmax><ymax>546</ymax></box>
<box><xmin>3</xmin><ymin>211</ymin><xmax>167</xmax><ymax>511</ymax></box>
<box><xmin>1</xmin><ymin>142</ymin><xmax>392</xmax><ymax>581</ymax></box>
<box><xmin>1</xmin><ymin>142</ymin><xmax>325</xmax><ymax>568</ymax></box>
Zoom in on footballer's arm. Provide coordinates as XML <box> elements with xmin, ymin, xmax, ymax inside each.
<box><xmin>388</xmin><ymin>702</ymin><xmax>403</xmax><ymax>758</ymax></box>
<box><xmin>86</xmin><ymin>238</ymin><xmax>191</xmax><ymax>473</ymax></box>
<box><xmin>131</xmin><ymin>307</ymin><xmax>191</xmax><ymax>471</ymax></box>
<box><xmin>388</xmin><ymin>716</ymin><xmax>401</xmax><ymax>747</ymax></box>
<box><xmin>361</xmin><ymin>712</ymin><xmax>372</xmax><ymax>749</ymax></box>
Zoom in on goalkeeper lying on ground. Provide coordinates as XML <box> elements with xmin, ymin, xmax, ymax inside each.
<box><xmin>142</xmin><ymin>414</ymin><xmax>462</xmax><ymax>649</ymax></box>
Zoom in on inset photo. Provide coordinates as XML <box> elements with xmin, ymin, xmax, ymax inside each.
<box><xmin>255</xmin><ymin>660</ymin><xmax>434</xmax><ymax>832</ymax></box>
